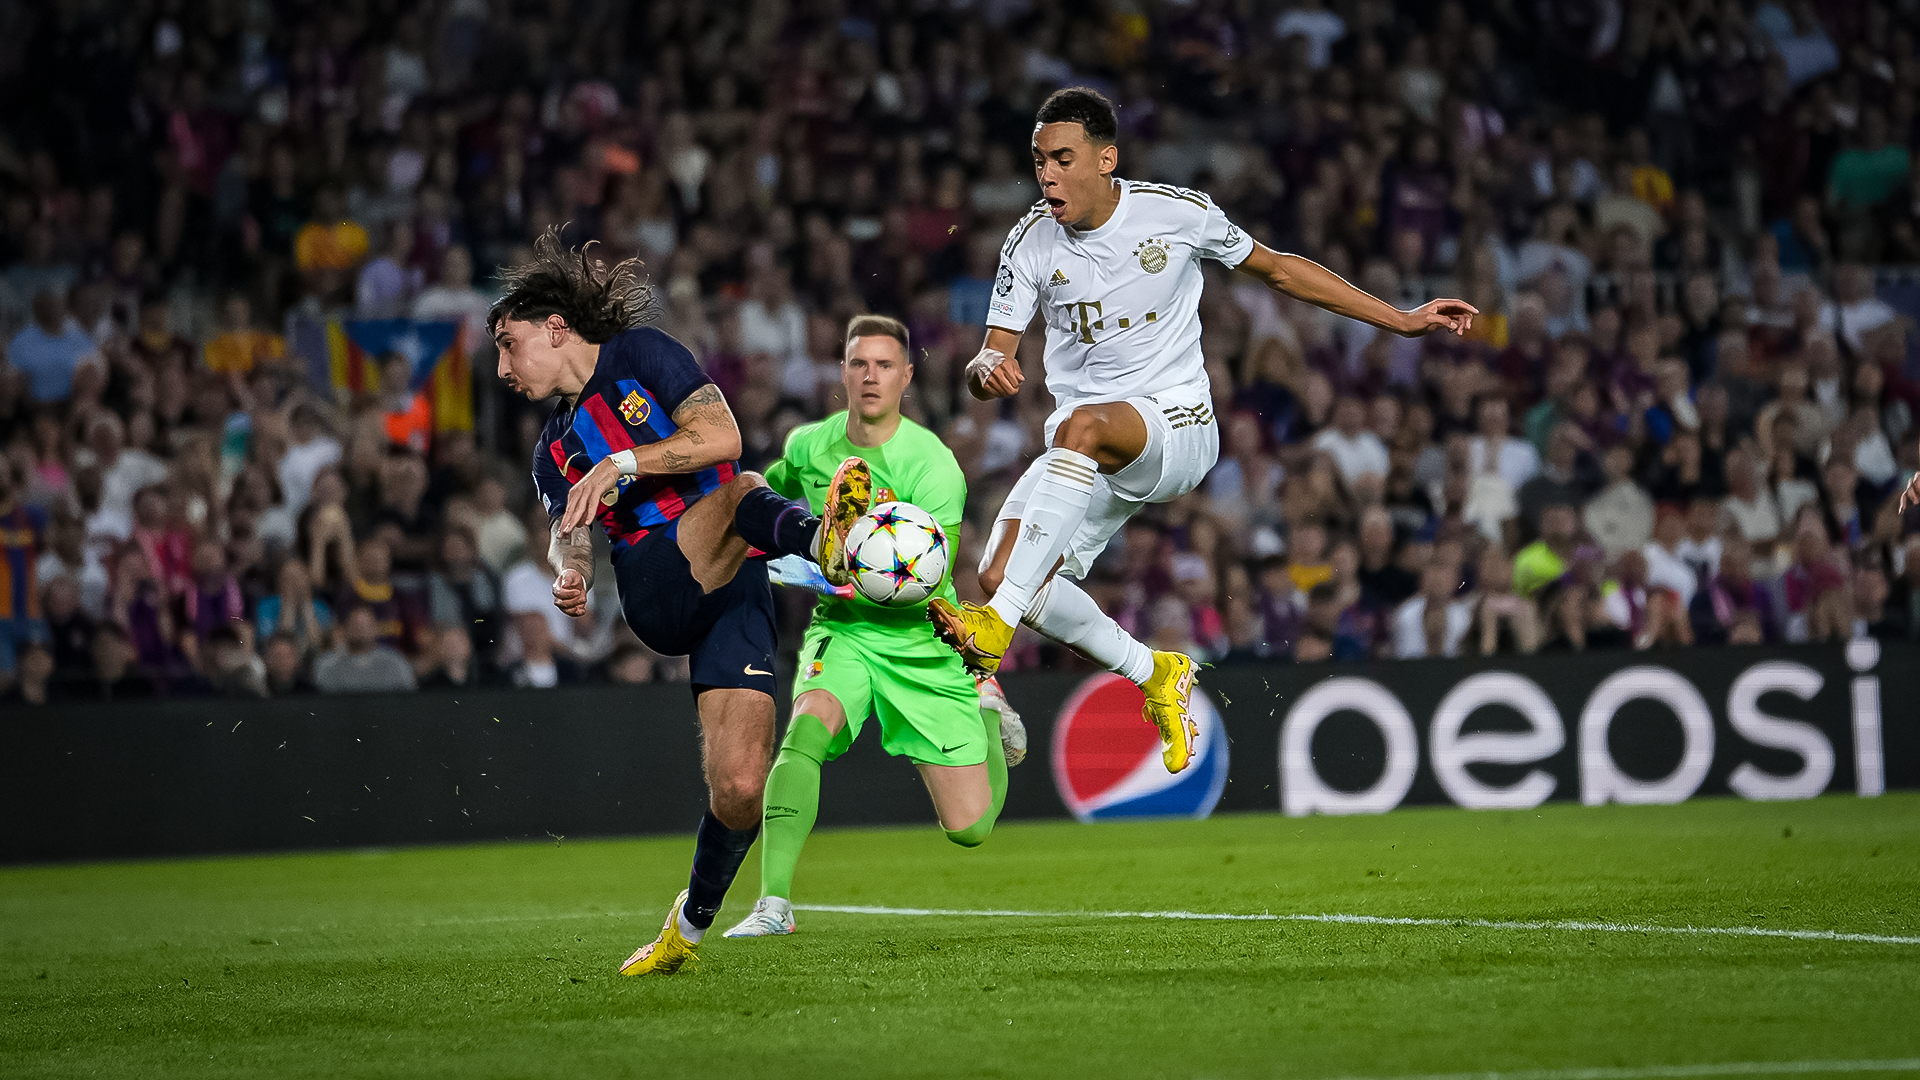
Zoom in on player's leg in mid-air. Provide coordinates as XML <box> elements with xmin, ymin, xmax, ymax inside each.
<box><xmin>723</xmin><ymin>633</ymin><xmax>1012</xmax><ymax>938</ymax></box>
<box><xmin>676</xmin><ymin>456</ymin><xmax>874</xmax><ymax>592</ymax></box>
<box><xmin>930</xmin><ymin>395</ymin><xmax>1210</xmax><ymax>772</ymax></box>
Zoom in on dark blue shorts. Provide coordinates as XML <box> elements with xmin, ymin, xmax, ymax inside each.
<box><xmin>613</xmin><ymin>527</ymin><xmax>777</xmax><ymax>698</ymax></box>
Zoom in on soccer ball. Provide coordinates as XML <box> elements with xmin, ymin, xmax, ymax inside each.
<box><xmin>845</xmin><ymin>501</ymin><xmax>949</xmax><ymax>606</ymax></box>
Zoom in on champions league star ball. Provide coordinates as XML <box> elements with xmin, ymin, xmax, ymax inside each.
<box><xmin>844</xmin><ymin>501</ymin><xmax>949</xmax><ymax>606</ymax></box>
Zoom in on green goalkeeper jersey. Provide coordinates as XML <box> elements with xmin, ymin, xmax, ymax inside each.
<box><xmin>764</xmin><ymin>412</ymin><xmax>966</xmax><ymax>656</ymax></box>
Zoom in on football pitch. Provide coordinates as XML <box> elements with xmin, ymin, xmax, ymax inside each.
<box><xmin>3</xmin><ymin>795</ymin><xmax>1917</xmax><ymax>1080</ymax></box>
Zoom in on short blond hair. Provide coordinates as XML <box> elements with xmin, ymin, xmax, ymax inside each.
<box><xmin>844</xmin><ymin>314</ymin><xmax>910</xmax><ymax>360</ymax></box>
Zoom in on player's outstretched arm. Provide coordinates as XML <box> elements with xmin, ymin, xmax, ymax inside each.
<box><xmin>558</xmin><ymin>384</ymin><xmax>744</xmax><ymax>536</ymax></box>
<box><xmin>549</xmin><ymin>518</ymin><xmax>594</xmax><ymax>617</ymax></box>
<box><xmin>1235</xmin><ymin>243</ymin><xmax>1477</xmax><ymax>338</ymax></box>
<box><xmin>967</xmin><ymin>327</ymin><xmax>1027</xmax><ymax>400</ymax></box>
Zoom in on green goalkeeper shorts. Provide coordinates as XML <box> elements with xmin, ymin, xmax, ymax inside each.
<box><xmin>792</xmin><ymin>625</ymin><xmax>987</xmax><ymax>768</ymax></box>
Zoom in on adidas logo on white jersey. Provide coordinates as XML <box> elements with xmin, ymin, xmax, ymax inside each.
<box><xmin>1047</xmin><ymin>269</ymin><xmax>1070</xmax><ymax>288</ymax></box>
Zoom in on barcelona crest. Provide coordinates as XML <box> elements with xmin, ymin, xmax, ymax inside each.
<box><xmin>619</xmin><ymin>389</ymin><xmax>650</xmax><ymax>425</ymax></box>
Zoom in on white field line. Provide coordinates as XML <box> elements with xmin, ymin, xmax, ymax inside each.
<box><xmin>1325</xmin><ymin>1060</ymin><xmax>1920</xmax><ymax>1080</ymax></box>
<box><xmin>792</xmin><ymin>904</ymin><xmax>1920</xmax><ymax>946</ymax></box>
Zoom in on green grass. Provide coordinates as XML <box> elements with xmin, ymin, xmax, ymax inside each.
<box><xmin>3</xmin><ymin>795</ymin><xmax>1919</xmax><ymax>1080</ymax></box>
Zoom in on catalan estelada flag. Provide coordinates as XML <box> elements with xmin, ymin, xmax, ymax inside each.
<box><xmin>326</xmin><ymin>319</ymin><xmax>473</xmax><ymax>432</ymax></box>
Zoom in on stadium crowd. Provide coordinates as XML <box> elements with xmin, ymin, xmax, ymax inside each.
<box><xmin>4</xmin><ymin>0</ymin><xmax>1920</xmax><ymax>703</ymax></box>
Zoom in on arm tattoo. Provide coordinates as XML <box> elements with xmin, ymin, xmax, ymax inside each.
<box><xmin>673</xmin><ymin>383</ymin><xmax>725</xmax><ymax>416</ymax></box>
<box><xmin>660</xmin><ymin>448</ymin><xmax>693</xmax><ymax>470</ymax></box>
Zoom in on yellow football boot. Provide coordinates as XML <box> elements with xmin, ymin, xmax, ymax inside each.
<box><xmin>618</xmin><ymin>889</ymin><xmax>700</xmax><ymax>976</ymax></box>
<box><xmin>927</xmin><ymin>598</ymin><xmax>1017</xmax><ymax>676</ymax></box>
<box><xmin>817</xmin><ymin>456</ymin><xmax>873</xmax><ymax>587</ymax></box>
<box><xmin>1140</xmin><ymin>651</ymin><xmax>1199</xmax><ymax>774</ymax></box>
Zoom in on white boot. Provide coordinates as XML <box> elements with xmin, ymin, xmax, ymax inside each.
<box><xmin>722</xmin><ymin>896</ymin><xmax>796</xmax><ymax>938</ymax></box>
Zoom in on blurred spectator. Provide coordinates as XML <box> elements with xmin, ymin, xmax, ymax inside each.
<box><xmin>1708</xmin><ymin>533</ymin><xmax>1782</xmax><ymax>644</ymax></box>
<box><xmin>1720</xmin><ymin>447</ymin><xmax>1783</xmax><ymax>554</ymax></box>
<box><xmin>1514</xmin><ymin>503</ymin><xmax>1582</xmax><ymax>601</ymax></box>
<box><xmin>313</xmin><ymin>605</ymin><xmax>416</xmax><ymax>694</ymax></box>
<box><xmin>419</xmin><ymin>625</ymin><xmax>480</xmax><ymax>690</ymax></box>
<box><xmin>1295</xmin><ymin>581</ymin><xmax>1365</xmax><ymax>662</ymax></box>
<box><xmin>1285</xmin><ymin>520</ymin><xmax>1333</xmax><ymax>593</ymax></box>
<box><xmin>356</xmin><ymin>221</ymin><xmax>424</xmax><ymax>319</ymax></box>
<box><xmin>1585</xmin><ymin>446</ymin><xmax>1655</xmax><ymax>559</ymax></box>
<box><xmin>1392</xmin><ymin>562</ymin><xmax>1475</xmax><ymax>660</ymax></box>
<box><xmin>3</xmin><ymin>642</ymin><xmax>53</xmax><ymax>704</ymax></box>
<box><xmin>428</xmin><ymin>527</ymin><xmax>502</xmax><ymax>663</ymax></box>
<box><xmin>1474</xmin><ymin>547</ymin><xmax>1539</xmax><ymax>655</ymax></box>
<box><xmin>40</xmin><ymin>574</ymin><xmax>92</xmax><ymax>684</ymax></box>
<box><xmin>472</xmin><ymin>476</ymin><xmax>529</xmax><ymax>575</ymax></box>
<box><xmin>1313</xmin><ymin>395</ymin><xmax>1389</xmax><ymax>488</ymax></box>
<box><xmin>1467</xmin><ymin>397</ymin><xmax>1541</xmax><ymax>491</ymax></box>
<box><xmin>80</xmin><ymin>623</ymin><xmax>154</xmax><ymax>701</ymax></box>
<box><xmin>411</xmin><ymin>246</ymin><xmax>492</xmax><ymax>355</ymax></box>
<box><xmin>8</xmin><ymin>291</ymin><xmax>99</xmax><ymax>404</ymax></box>
<box><xmin>1356</xmin><ymin>506</ymin><xmax>1417</xmax><ymax>612</ymax></box>
<box><xmin>255</xmin><ymin>558</ymin><xmax>332</xmax><ymax>659</ymax></box>
<box><xmin>262</xmin><ymin>632</ymin><xmax>311</xmax><ymax>696</ymax></box>
<box><xmin>201</xmin><ymin>294</ymin><xmax>285</xmax><ymax>377</ymax></box>
<box><xmin>341</xmin><ymin>537</ymin><xmax>426</xmax><ymax>656</ymax></box>
<box><xmin>1784</xmin><ymin>512</ymin><xmax>1853</xmax><ymax>642</ymax></box>
<box><xmin>280</xmin><ymin>405</ymin><xmax>343</xmax><ymax>516</ymax></box>
<box><xmin>0</xmin><ymin>468</ymin><xmax>48</xmax><ymax>695</ymax></box>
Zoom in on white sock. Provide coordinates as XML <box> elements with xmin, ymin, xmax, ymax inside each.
<box><xmin>988</xmin><ymin>448</ymin><xmax>1098</xmax><ymax>625</ymax></box>
<box><xmin>677</xmin><ymin>905</ymin><xmax>706</xmax><ymax>944</ymax></box>
<box><xmin>1026</xmin><ymin>577</ymin><xmax>1156</xmax><ymax>685</ymax></box>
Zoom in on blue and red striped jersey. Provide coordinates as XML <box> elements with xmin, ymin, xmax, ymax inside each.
<box><xmin>0</xmin><ymin>503</ymin><xmax>45</xmax><ymax>621</ymax></box>
<box><xmin>531</xmin><ymin>327</ymin><xmax>738</xmax><ymax>550</ymax></box>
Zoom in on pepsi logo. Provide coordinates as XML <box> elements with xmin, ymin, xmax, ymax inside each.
<box><xmin>1050</xmin><ymin>673</ymin><xmax>1229</xmax><ymax>821</ymax></box>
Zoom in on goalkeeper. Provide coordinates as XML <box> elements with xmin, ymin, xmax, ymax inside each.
<box><xmin>723</xmin><ymin>314</ymin><xmax>1024</xmax><ymax>939</ymax></box>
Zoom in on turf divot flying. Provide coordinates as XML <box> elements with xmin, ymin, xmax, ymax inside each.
<box><xmin>793</xmin><ymin>904</ymin><xmax>1920</xmax><ymax>946</ymax></box>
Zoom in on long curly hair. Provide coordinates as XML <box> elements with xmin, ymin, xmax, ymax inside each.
<box><xmin>486</xmin><ymin>225</ymin><xmax>659</xmax><ymax>343</ymax></box>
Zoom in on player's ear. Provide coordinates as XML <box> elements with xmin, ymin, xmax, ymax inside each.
<box><xmin>546</xmin><ymin>313</ymin><xmax>569</xmax><ymax>345</ymax></box>
<box><xmin>1099</xmin><ymin>141</ymin><xmax>1118</xmax><ymax>177</ymax></box>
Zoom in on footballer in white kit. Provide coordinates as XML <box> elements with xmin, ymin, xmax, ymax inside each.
<box><xmin>929</xmin><ymin>87</ymin><xmax>1477</xmax><ymax>774</ymax></box>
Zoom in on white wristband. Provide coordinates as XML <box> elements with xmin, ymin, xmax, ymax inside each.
<box><xmin>966</xmin><ymin>347</ymin><xmax>1006</xmax><ymax>384</ymax></box>
<box><xmin>611</xmin><ymin>448</ymin><xmax>639</xmax><ymax>477</ymax></box>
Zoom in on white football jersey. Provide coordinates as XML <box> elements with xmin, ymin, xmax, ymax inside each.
<box><xmin>988</xmin><ymin>178</ymin><xmax>1254</xmax><ymax>436</ymax></box>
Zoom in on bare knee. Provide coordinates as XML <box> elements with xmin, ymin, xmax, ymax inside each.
<box><xmin>1053</xmin><ymin>409</ymin><xmax>1104</xmax><ymax>456</ymax></box>
<box><xmin>709</xmin><ymin>773</ymin><xmax>765</xmax><ymax>829</ymax></box>
<box><xmin>722</xmin><ymin>471</ymin><xmax>768</xmax><ymax>501</ymax></box>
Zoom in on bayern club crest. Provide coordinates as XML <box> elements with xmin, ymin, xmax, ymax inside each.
<box><xmin>1051</xmin><ymin>672</ymin><xmax>1229</xmax><ymax>821</ymax></box>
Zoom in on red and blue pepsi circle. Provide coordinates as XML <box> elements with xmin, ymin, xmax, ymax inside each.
<box><xmin>1050</xmin><ymin>672</ymin><xmax>1229</xmax><ymax>821</ymax></box>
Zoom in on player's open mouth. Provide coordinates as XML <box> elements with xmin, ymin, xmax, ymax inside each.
<box><xmin>1045</xmin><ymin>197</ymin><xmax>1066</xmax><ymax>216</ymax></box>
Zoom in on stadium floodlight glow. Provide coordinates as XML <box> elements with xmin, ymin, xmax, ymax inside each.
<box><xmin>1428</xmin><ymin>671</ymin><xmax>1564</xmax><ymax>810</ymax></box>
<box><xmin>1725</xmin><ymin>662</ymin><xmax>1833</xmax><ymax>802</ymax></box>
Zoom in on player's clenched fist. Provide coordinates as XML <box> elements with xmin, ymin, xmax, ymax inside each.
<box><xmin>967</xmin><ymin>346</ymin><xmax>1024</xmax><ymax>399</ymax></box>
<box><xmin>552</xmin><ymin>566</ymin><xmax>589</xmax><ymax>617</ymax></box>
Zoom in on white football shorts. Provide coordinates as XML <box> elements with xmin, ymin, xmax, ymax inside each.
<box><xmin>987</xmin><ymin>387</ymin><xmax>1218</xmax><ymax>580</ymax></box>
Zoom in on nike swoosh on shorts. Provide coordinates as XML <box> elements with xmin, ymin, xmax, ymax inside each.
<box><xmin>744</xmin><ymin>664</ymin><xmax>773</xmax><ymax>676</ymax></box>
